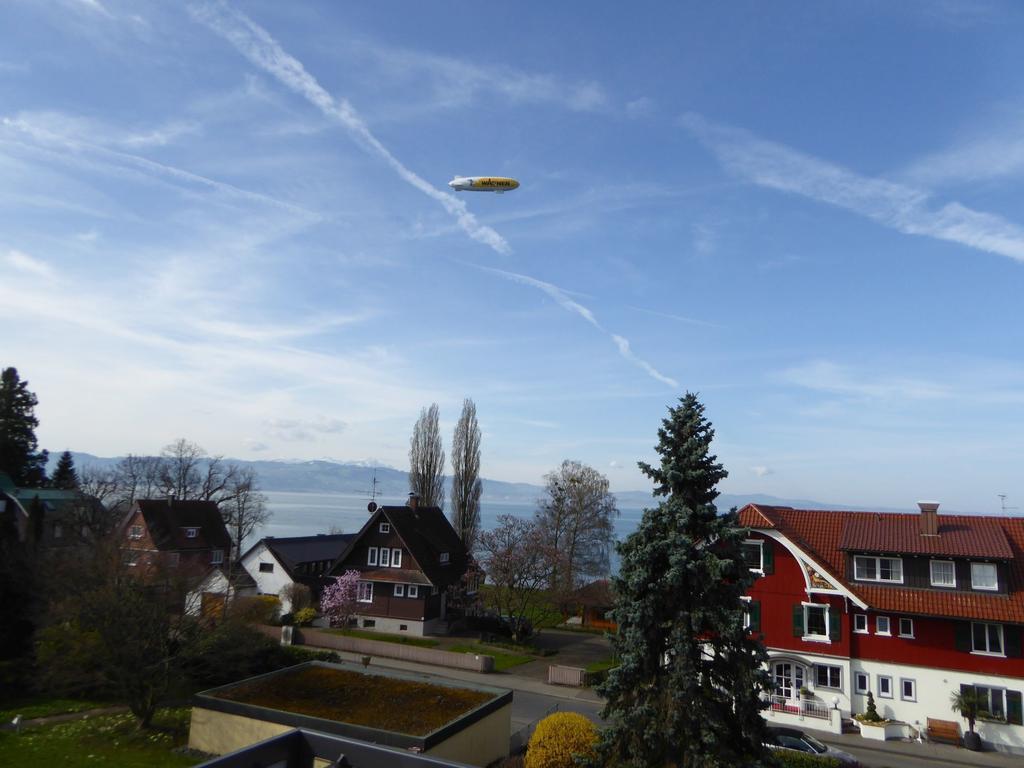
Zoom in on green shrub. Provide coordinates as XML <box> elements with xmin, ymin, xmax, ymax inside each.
<box><xmin>179</xmin><ymin>621</ymin><xmax>294</xmax><ymax>688</ymax></box>
<box><xmin>525</xmin><ymin>712</ymin><xmax>598</xmax><ymax>768</ymax></box>
<box><xmin>772</xmin><ymin>749</ymin><xmax>841</xmax><ymax>768</ymax></box>
<box><xmin>293</xmin><ymin>607</ymin><xmax>318</xmax><ymax>626</ymax></box>
<box><xmin>231</xmin><ymin>595</ymin><xmax>281</xmax><ymax>625</ymax></box>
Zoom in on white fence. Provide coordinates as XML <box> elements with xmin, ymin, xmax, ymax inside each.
<box><xmin>547</xmin><ymin>665</ymin><xmax>588</xmax><ymax>687</ymax></box>
<box><xmin>765</xmin><ymin>696</ymin><xmax>842</xmax><ymax>734</ymax></box>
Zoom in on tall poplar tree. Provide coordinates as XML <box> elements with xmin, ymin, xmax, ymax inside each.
<box><xmin>450</xmin><ymin>398</ymin><xmax>482</xmax><ymax>547</ymax></box>
<box><xmin>408</xmin><ymin>403</ymin><xmax>445</xmax><ymax>508</ymax></box>
<box><xmin>0</xmin><ymin>367</ymin><xmax>48</xmax><ymax>487</ymax></box>
<box><xmin>596</xmin><ymin>393</ymin><xmax>772</xmax><ymax>768</ymax></box>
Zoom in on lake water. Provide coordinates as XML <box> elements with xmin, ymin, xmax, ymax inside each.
<box><xmin>255</xmin><ymin>491</ymin><xmax>647</xmax><ymax>572</ymax></box>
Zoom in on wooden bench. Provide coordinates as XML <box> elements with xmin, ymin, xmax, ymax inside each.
<box><xmin>927</xmin><ymin>718</ymin><xmax>961</xmax><ymax>745</ymax></box>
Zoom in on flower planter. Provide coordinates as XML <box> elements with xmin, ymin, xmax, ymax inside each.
<box><xmin>856</xmin><ymin>720</ymin><xmax>904</xmax><ymax>741</ymax></box>
<box><xmin>963</xmin><ymin>731</ymin><xmax>982</xmax><ymax>751</ymax></box>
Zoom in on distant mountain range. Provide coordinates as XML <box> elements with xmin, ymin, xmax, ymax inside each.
<box><xmin>57</xmin><ymin>452</ymin><xmax>912</xmax><ymax>513</ymax></box>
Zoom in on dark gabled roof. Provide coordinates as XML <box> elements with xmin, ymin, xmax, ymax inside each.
<box><xmin>569</xmin><ymin>579</ymin><xmax>614</xmax><ymax>608</ymax></box>
<box><xmin>333</xmin><ymin>504</ymin><xmax>468</xmax><ymax>588</ymax></box>
<box><xmin>135</xmin><ymin>498</ymin><xmax>231</xmax><ymax>551</ymax></box>
<box><xmin>264</xmin><ymin>533</ymin><xmax>355</xmax><ymax>575</ymax></box>
<box><xmin>839</xmin><ymin>513</ymin><xmax>1013</xmax><ymax>559</ymax></box>
<box><xmin>740</xmin><ymin>503</ymin><xmax>1024</xmax><ymax>624</ymax></box>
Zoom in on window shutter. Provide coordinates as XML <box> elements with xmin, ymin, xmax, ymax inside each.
<box><xmin>762</xmin><ymin>542</ymin><xmax>774</xmax><ymax>575</ymax></box>
<box><xmin>829</xmin><ymin>608</ymin><xmax>841</xmax><ymax>641</ymax></box>
<box><xmin>1004</xmin><ymin>625</ymin><xmax>1022</xmax><ymax>658</ymax></box>
<box><xmin>954</xmin><ymin>622</ymin><xmax>972</xmax><ymax>652</ymax></box>
<box><xmin>749</xmin><ymin>600</ymin><xmax>761</xmax><ymax>633</ymax></box>
<box><xmin>793</xmin><ymin>604</ymin><xmax>804</xmax><ymax>637</ymax></box>
<box><xmin>1007</xmin><ymin>690</ymin><xmax>1023</xmax><ymax>726</ymax></box>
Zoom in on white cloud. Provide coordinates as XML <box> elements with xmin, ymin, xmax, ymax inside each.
<box><xmin>626</xmin><ymin>97</ymin><xmax>655</xmax><ymax>119</ymax></box>
<box><xmin>628</xmin><ymin>305</ymin><xmax>723</xmax><ymax>329</ymax></box>
<box><xmin>751</xmin><ymin>466</ymin><xmax>773</xmax><ymax>478</ymax></box>
<box><xmin>904</xmin><ymin>115</ymin><xmax>1024</xmax><ymax>187</ymax></box>
<box><xmin>477</xmin><ymin>265</ymin><xmax>679</xmax><ymax>388</ymax></box>
<box><xmin>681</xmin><ymin>112</ymin><xmax>1024</xmax><ymax>264</ymax></box>
<box><xmin>189</xmin><ymin>2</ymin><xmax>511</xmax><ymax>256</ymax></box>
<box><xmin>266</xmin><ymin>416</ymin><xmax>347</xmax><ymax>442</ymax></box>
<box><xmin>4</xmin><ymin>249</ymin><xmax>54</xmax><ymax>278</ymax></box>
<box><xmin>779</xmin><ymin>360</ymin><xmax>953</xmax><ymax>401</ymax></box>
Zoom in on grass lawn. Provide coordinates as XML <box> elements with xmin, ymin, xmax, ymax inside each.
<box><xmin>323</xmin><ymin>628</ymin><xmax>439</xmax><ymax>648</ymax></box>
<box><xmin>0</xmin><ymin>708</ymin><xmax>201</xmax><ymax>768</ymax></box>
<box><xmin>449</xmin><ymin>643</ymin><xmax>535</xmax><ymax>671</ymax></box>
<box><xmin>585</xmin><ymin>657</ymin><xmax>619</xmax><ymax>675</ymax></box>
<box><xmin>0</xmin><ymin>697</ymin><xmax>111</xmax><ymax>723</ymax></box>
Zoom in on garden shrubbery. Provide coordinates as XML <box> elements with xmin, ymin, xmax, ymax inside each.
<box><xmin>525</xmin><ymin>712</ymin><xmax>598</xmax><ymax>768</ymax></box>
<box><xmin>772</xmin><ymin>750</ymin><xmax>842</xmax><ymax>768</ymax></box>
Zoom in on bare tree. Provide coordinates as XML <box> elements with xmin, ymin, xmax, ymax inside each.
<box><xmin>476</xmin><ymin>515</ymin><xmax>550</xmax><ymax>641</ymax></box>
<box><xmin>409</xmin><ymin>403</ymin><xmax>445</xmax><ymax>508</ymax></box>
<box><xmin>535</xmin><ymin>460</ymin><xmax>618</xmax><ymax>594</ymax></box>
<box><xmin>450</xmin><ymin>398</ymin><xmax>482</xmax><ymax>548</ymax></box>
<box><xmin>220</xmin><ymin>466</ymin><xmax>270</xmax><ymax>562</ymax></box>
<box><xmin>113</xmin><ymin>454</ymin><xmax>164</xmax><ymax>510</ymax></box>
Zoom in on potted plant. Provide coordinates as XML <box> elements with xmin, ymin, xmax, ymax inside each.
<box><xmin>799</xmin><ymin>686</ymin><xmax>811</xmax><ymax>699</ymax></box>
<box><xmin>854</xmin><ymin>692</ymin><xmax>903</xmax><ymax>740</ymax></box>
<box><xmin>950</xmin><ymin>688</ymin><xmax>985</xmax><ymax>751</ymax></box>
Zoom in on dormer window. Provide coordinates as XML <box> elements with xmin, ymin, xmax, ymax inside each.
<box><xmin>129</xmin><ymin>525</ymin><xmax>143</xmax><ymax>539</ymax></box>
<box><xmin>185</xmin><ymin>527</ymin><xmax>199</xmax><ymax>538</ymax></box>
<box><xmin>379</xmin><ymin>522</ymin><xmax>391</xmax><ymax>533</ymax></box>
<box><xmin>971</xmin><ymin>563</ymin><xmax>998</xmax><ymax>591</ymax></box>
<box><xmin>930</xmin><ymin>560</ymin><xmax>956</xmax><ymax>588</ymax></box>
<box><xmin>854</xmin><ymin>555</ymin><xmax>903</xmax><ymax>584</ymax></box>
<box><xmin>439</xmin><ymin>552</ymin><xmax>450</xmax><ymax>564</ymax></box>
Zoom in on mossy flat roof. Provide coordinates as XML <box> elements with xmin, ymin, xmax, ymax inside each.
<box><xmin>201</xmin><ymin>661</ymin><xmax>506</xmax><ymax>738</ymax></box>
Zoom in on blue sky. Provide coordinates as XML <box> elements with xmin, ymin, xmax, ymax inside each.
<box><xmin>2</xmin><ymin>1</ymin><xmax>1023</xmax><ymax>512</ymax></box>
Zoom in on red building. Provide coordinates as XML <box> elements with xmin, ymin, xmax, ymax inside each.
<box><xmin>120</xmin><ymin>498</ymin><xmax>231</xmax><ymax>583</ymax></box>
<box><xmin>739</xmin><ymin>501</ymin><xmax>1024</xmax><ymax>754</ymax></box>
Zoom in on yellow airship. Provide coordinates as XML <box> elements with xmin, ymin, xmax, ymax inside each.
<box><xmin>448</xmin><ymin>175</ymin><xmax>520</xmax><ymax>193</ymax></box>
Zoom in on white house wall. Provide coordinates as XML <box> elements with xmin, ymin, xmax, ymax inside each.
<box><xmin>241</xmin><ymin>542</ymin><xmax>295</xmax><ymax>610</ymax></box>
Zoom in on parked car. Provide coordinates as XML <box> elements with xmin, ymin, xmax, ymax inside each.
<box><xmin>765</xmin><ymin>726</ymin><xmax>859</xmax><ymax>766</ymax></box>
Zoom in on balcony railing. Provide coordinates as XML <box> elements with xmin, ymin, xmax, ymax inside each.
<box><xmin>769</xmin><ymin>695</ymin><xmax>830</xmax><ymax>720</ymax></box>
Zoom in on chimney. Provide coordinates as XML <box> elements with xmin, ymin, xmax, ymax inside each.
<box><xmin>407</xmin><ymin>492</ymin><xmax>420</xmax><ymax>510</ymax></box>
<box><xmin>918</xmin><ymin>501</ymin><xmax>940</xmax><ymax>536</ymax></box>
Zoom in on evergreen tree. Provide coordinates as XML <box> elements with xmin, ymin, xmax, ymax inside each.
<box><xmin>0</xmin><ymin>367</ymin><xmax>48</xmax><ymax>487</ymax></box>
<box><xmin>596</xmin><ymin>393</ymin><xmax>773</xmax><ymax>768</ymax></box>
<box><xmin>51</xmin><ymin>450</ymin><xmax>79</xmax><ymax>490</ymax></box>
<box><xmin>450</xmin><ymin>398</ymin><xmax>482</xmax><ymax>547</ymax></box>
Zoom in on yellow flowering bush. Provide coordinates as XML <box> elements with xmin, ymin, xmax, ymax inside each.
<box><xmin>525</xmin><ymin>711</ymin><xmax>598</xmax><ymax>768</ymax></box>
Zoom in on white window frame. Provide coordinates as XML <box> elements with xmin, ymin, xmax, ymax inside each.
<box><xmin>971</xmin><ymin>622</ymin><xmax>1005</xmax><ymax>656</ymax></box>
<box><xmin>185</xmin><ymin>527</ymin><xmax>198</xmax><ymax>538</ymax></box>
<box><xmin>379</xmin><ymin>522</ymin><xmax>391</xmax><ymax>533</ymax></box>
<box><xmin>974</xmin><ymin>685</ymin><xmax>1007</xmax><ymax>720</ymax></box>
<box><xmin>439</xmin><ymin>552</ymin><xmax>450</xmax><ymax>564</ymax></box>
<box><xmin>814</xmin><ymin>664</ymin><xmax>842</xmax><ymax>690</ymax></box>
<box><xmin>876</xmin><ymin>616</ymin><xmax>891</xmax><ymax>636</ymax></box>
<box><xmin>898</xmin><ymin>617</ymin><xmax>914</xmax><ymax>638</ymax></box>
<box><xmin>971</xmin><ymin>562</ymin><xmax>998</xmax><ymax>591</ymax></box>
<box><xmin>211</xmin><ymin>549</ymin><xmax>223</xmax><ymax>565</ymax></box>
<box><xmin>854</xmin><ymin>555</ymin><xmax>903</xmax><ymax>584</ymax></box>
<box><xmin>394</xmin><ymin>584</ymin><xmax>404</xmax><ymax>597</ymax></box>
<box><xmin>367</xmin><ymin>546</ymin><xmax>378</xmax><ymax>566</ymax></box>
<box><xmin>408</xmin><ymin>584</ymin><xmax>419</xmax><ymax>598</ymax></box>
<box><xmin>129</xmin><ymin>524</ymin><xmax>143</xmax><ymax>539</ymax></box>
<box><xmin>854</xmin><ymin>671</ymin><xmax>869</xmax><ymax>695</ymax></box>
<box><xmin>743</xmin><ymin>539</ymin><xmax>764</xmax><ymax>573</ymax></box>
<box><xmin>259</xmin><ymin>561</ymin><xmax>274</xmax><ymax>573</ymax></box>
<box><xmin>854</xmin><ymin>614</ymin><xmax>868</xmax><ymax>633</ymax></box>
<box><xmin>802</xmin><ymin>602</ymin><xmax>830</xmax><ymax>642</ymax></box>
<box><xmin>124</xmin><ymin>551</ymin><xmax>139</xmax><ymax>567</ymax></box>
<box><xmin>357</xmin><ymin>581</ymin><xmax>373</xmax><ymax>603</ymax></box>
<box><xmin>740</xmin><ymin>595</ymin><xmax>753</xmax><ymax>630</ymax></box>
<box><xmin>379</xmin><ymin>547</ymin><xmax>390</xmax><ymax>567</ymax></box>
<box><xmin>930</xmin><ymin>559</ymin><xmax>956</xmax><ymax>588</ymax></box>
<box><xmin>900</xmin><ymin>678</ymin><xmax>916</xmax><ymax>702</ymax></box>
<box><xmin>392</xmin><ymin>548</ymin><xmax>402</xmax><ymax>568</ymax></box>
<box><xmin>878</xmin><ymin>675</ymin><xmax>893</xmax><ymax>699</ymax></box>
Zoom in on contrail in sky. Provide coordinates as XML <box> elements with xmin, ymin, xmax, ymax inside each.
<box><xmin>190</xmin><ymin>1</ymin><xmax>511</xmax><ymax>255</ymax></box>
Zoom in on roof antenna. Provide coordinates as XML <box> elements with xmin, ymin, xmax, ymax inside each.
<box><xmin>998</xmin><ymin>494</ymin><xmax>1018</xmax><ymax>514</ymax></box>
<box><xmin>366</xmin><ymin>469</ymin><xmax>379</xmax><ymax>514</ymax></box>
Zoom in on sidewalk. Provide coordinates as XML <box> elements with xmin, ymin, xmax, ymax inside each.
<box><xmin>3</xmin><ymin>705</ymin><xmax>129</xmax><ymax>731</ymax></box>
<box><xmin>818</xmin><ymin>728</ymin><xmax>1020</xmax><ymax>767</ymax></box>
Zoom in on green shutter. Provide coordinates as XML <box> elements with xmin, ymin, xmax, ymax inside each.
<box><xmin>793</xmin><ymin>604</ymin><xmax>804</xmax><ymax>637</ymax></box>
<box><xmin>829</xmin><ymin>608</ymin><xmax>841</xmax><ymax>641</ymax></box>
<box><xmin>762</xmin><ymin>541</ymin><xmax>774</xmax><ymax>575</ymax></box>
<box><xmin>749</xmin><ymin>600</ymin><xmax>761</xmax><ymax>633</ymax></box>
<box><xmin>1004</xmin><ymin>626</ymin><xmax>1022</xmax><ymax>658</ymax></box>
<box><xmin>954</xmin><ymin>622</ymin><xmax>972</xmax><ymax>653</ymax></box>
<box><xmin>1007</xmin><ymin>691</ymin><xmax>1023</xmax><ymax>726</ymax></box>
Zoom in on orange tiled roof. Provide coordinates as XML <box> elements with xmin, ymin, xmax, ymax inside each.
<box><xmin>739</xmin><ymin>504</ymin><xmax>1024</xmax><ymax>624</ymax></box>
<box><xmin>839</xmin><ymin>513</ymin><xmax>1012</xmax><ymax>559</ymax></box>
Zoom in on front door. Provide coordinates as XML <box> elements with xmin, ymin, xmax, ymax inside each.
<box><xmin>773</xmin><ymin>662</ymin><xmax>805</xmax><ymax>700</ymax></box>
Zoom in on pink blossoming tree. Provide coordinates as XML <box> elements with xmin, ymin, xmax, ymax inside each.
<box><xmin>320</xmin><ymin>570</ymin><xmax>361</xmax><ymax>627</ymax></box>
